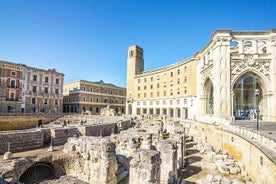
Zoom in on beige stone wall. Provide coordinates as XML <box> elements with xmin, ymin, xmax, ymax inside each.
<box><xmin>185</xmin><ymin>121</ymin><xmax>276</xmax><ymax>183</ymax></box>
<box><xmin>133</xmin><ymin>58</ymin><xmax>196</xmax><ymax>101</ymax></box>
<box><xmin>0</xmin><ymin>115</ymin><xmax>61</xmax><ymax>131</ymax></box>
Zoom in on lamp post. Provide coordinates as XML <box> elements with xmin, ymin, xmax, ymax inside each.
<box><xmin>255</xmin><ymin>89</ymin><xmax>260</xmax><ymax>131</ymax></box>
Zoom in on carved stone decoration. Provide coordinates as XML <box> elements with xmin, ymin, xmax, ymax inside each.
<box><xmin>200</xmin><ymin>65</ymin><xmax>214</xmax><ymax>86</ymax></box>
<box><xmin>230</xmin><ymin>56</ymin><xmax>271</xmax><ymax>83</ymax></box>
<box><xmin>247</xmin><ymin>56</ymin><xmax>255</xmax><ymax>66</ymax></box>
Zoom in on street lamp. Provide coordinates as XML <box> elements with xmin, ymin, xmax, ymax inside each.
<box><xmin>255</xmin><ymin>89</ymin><xmax>260</xmax><ymax>131</ymax></box>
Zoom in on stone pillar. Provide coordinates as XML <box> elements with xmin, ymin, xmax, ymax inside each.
<box><xmin>141</xmin><ymin>133</ymin><xmax>153</xmax><ymax>149</ymax></box>
<box><xmin>129</xmin><ymin>149</ymin><xmax>161</xmax><ymax>184</ymax></box>
<box><xmin>156</xmin><ymin>140</ymin><xmax>178</xmax><ymax>184</ymax></box>
<box><xmin>63</xmin><ymin>136</ymin><xmax>117</xmax><ymax>184</ymax></box>
<box><xmin>169</xmin><ymin>134</ymin><xmax>185</xmax><ymax>168</ymax></box>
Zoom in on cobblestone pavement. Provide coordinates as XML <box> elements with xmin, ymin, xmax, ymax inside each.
<box><xmin>231</xmin><ymin>120</ymin><xmax>276</xmax><ymax>141</ymax></box>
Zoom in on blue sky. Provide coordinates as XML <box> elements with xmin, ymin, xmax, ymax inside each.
<box><xmin>0</xmin><ymin>0</ymin><xmax>275</xmax><ymax>87</ymax></box>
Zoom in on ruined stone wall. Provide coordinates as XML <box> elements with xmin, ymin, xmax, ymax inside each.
<box><xmin>0</xmin><ymin>118</ymin><xmax>132</xmax><ymax>154</ymax></box>
<box><xmin>77</xmin><ymin>123</ymin><xmax>116</xmax><ymax>136</ymax></box>
<box><xmin>51</xmin><ymin>127</ymin><xmax>79</xmax><ymax>146</ymax></box>
<box><xmin>118</xmin><ymin>119</ymin><xmax>131</xmax><ymax>131</ymax></box>
<box><xmin>0</xmin><ymin>129</ymin><xmax>44</xmax><ymax>154</ymax></box>
<box><xmin>185</xmin><ymin>121</ymin><xmax>276</xmax><ymax>184</ymax></box>
<box><xmin>63</xmin><ymin>136</ymin><xmax>117</xmax><ymax>184</ymax></box>
<box><xmin>0</xmin><ymin>115</ymin><xmax>62</xmax><ymax>131</ymax></box>
<box><xmin>129</xmin><ymin>149</ymin><xmax>161</xmax><ymax>184</ymax></box>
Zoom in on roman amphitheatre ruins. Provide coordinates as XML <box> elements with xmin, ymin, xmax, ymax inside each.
<box><xmin>0</xmin><ymin>106</ymin><xmax>275</xmax><ymax>184</ymax></box>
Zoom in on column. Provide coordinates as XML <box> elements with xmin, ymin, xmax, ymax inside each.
<box><xmin>157</xmin><ymin>140</ymin><xmax>178</xmax><ymax>184</ymax></box>
<box><xmin>129</xmin><ymin>149</ymin><xmax>161</xmax><ymax>184</ymax></box>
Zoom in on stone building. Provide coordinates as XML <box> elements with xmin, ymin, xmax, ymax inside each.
<box><xmin>63</xmin><ymin>80</ymin><xmax>126</xmax><ymax>114</ymax></box>
<box><xmin>126</xmin><ymin>45</ymin><xmax>197</xmax><ymax>119</ymax></box>
<box><xmin>0</xmin><ymin>60</ymin><xmax>64</xmax><ymax>113</ymax></box>
<box><xmin>196</xmin><ymin>29</ymin><xmax>276</xmax><ymax>121</ymax></box>
<box><xmin>0</xmin><ymin>61</ymin><xmax>24</xmax><ymax>113</ymax></box>
<box><xmin>22</xmin><ymin>67</ymin><xmax>64</xmax><ymax>113</ymax></box>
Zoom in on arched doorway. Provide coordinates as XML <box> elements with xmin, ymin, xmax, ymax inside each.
<box><xmin>19</xmin><ymin>162</ymin><xmax>55</xmax><ymax>183</ymax></box>
<box><xmin>204</xmin><ymin>78</ymin><xmax>214</xmax><ymax>114</ymax></box>
<box><xmin>233</xmin><ymin>73</ymin><xmax>264</xmax><ymax>120</ymax></box>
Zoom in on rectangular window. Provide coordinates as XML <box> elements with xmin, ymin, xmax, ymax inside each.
<box><xmin>177</xmin><ymin>69</ymin><xmax>180</xmax><ymax>75</ymax></box>
<box><xmin>144</xmin><ymin>85</ymin><xmax>147</xmax><ymax>90</ymax></box>
<box><xmin>56</xmin><ymin>78</ymin><xmax>59</xmax><ymax>84</ymax></box>
<box><xmin>10</xmin><ymin>80</ymin><xmax>16</xmax><ymax>88</ymax></box>
<box><xmin>144</xmin><ymin>78</ymin><xmax>147</xmax><ymax>82</ymax></box>
<box><xmin>33</xmin><ymin>75</ymin><xmax>37</xmax><ymax>81</ymax></box>
<box><xmin>171</xmin><ymin>72</ymin><xmax>173</xmax><ymax>77</ymax></box>
<box><xmin>164</xmin><ymin>90</ymin><xmax>166</xmax><ymax>96</ymax></box>
<box><xmin>44</xmin><ymin>99</ymin><xmax>48</xmax><ymax>104</ymax></box>
<box><xmin>45</xmin><ymin>87</ymin><xmax>48</xmax><ymax>93</ymax></box>
<box><xmin>138</xmin><ymin>93</ymin><xmax>140</xmax><ymax>98</ymax></box>
<box><xmin>184</xmin><ymin>87</ymin><xmax>187</xmax><ymax>94</ymax></box>
<box><xmin>32</xmin><ymin>98</ymin><xmax>36</xmax><ymax>104</ymax></box>
<box><xmin>45</xmin><ymin>77</ymin><xmax>49</xmax><ymax>83</ymax></box>
<box><xmin>55</xmin><ymin>89</ymin><xmax>59</xmax><ymax>95</ymax></box>
<box><xmin>55</xmin><ymin>99</ymin><xmax>58</xmax><ymax>105</ymax></box>
<box><xmin>32</xmin><ymin>86</ymin><xmax>37</xmax><ymax>92</ymax></box>
<box><xmin>157</xmin><ymin>92</ymin><xmax>160</xmax><ymax>97</ymax></box>
<box><xmin>157</xmin><ymin>83</ymin><xmax>160</xmax><ymax>88</ymax></box>
<box><xmin>150</xmin><ymin>84</ymin><xmax>153</xmax><ymax>89</ymax></box>
<box><xmin>138</xmin><ymin>79</ymin><xmax>140</xmax><ymax>83</ymax></box>
<box><xmin>184</xmin><ymin>66</ymin><xmax>187</xmax><ymax>72</ymax></box>
<box><xmin>150</xmin><ymin>92</ymin><xmax>153</xmax><ymax>97</ymax></box>
<box><xmin>144</xmin><ymin>93</ymin><xmax>147</xmax><ymax>98</ymax></box>
<box><xmin>151</xmin><ymin>76</ymin><xmax>153</xmax><ymax>81</ymax></box>
<box><xmin>184</xmin><ymin>77</ymin><xmax>187</xmax><ymax>83</ymax></box>
<box><xmin>11</xmin><ymin>71</ymin><xmax>16</xmax><ymax>76</ymax></box>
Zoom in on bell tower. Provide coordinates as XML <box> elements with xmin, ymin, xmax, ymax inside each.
<box><xmin>126</xmin><ymin>45</ymin><xmax>144</xmax><ymax>114</ymax></box>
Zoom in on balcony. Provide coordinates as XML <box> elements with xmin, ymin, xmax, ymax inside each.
<box><xmin>7</xmin><ymin>85</ymin><xmax>19</xmax><ymax>89</ymax></box>
<box><xmin>6</xmin><ymin>98</ymin><xmax>19</xmax><ymax>101</ymax></box>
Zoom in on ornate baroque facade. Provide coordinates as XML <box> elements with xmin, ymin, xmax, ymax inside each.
<box><xmin>127</xmin><ymin>29</ymin><xmax>276</xmax><ymax>121</ymax></box>
<box><xmin>0</xmin><ymin>60</ymin><xmax>64</xmax><ymax>113</ymax></box>
<box><xmin>196</xmin><ymin>29</ymin><xmax>276</xmax><ymax>121</ymax></box>
<box><xmin>63</xmin><ymin>80</ymin><xmax>126</xmax><ymax>114</ymax></box>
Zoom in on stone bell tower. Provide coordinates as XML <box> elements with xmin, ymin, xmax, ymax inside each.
<box><xmin>126</xmin><ymin>45</ymin><xmax>144</xmax><ymax>114</ymax></box>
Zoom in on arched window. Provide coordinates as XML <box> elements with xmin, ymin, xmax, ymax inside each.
<box><xmin>204</xmin><ymin>78</ymin><xmax>213</xmax><ymax>114</ymax></box>
<box><xmin>233</xmin><ymin>73</ymin><xmax>263</xmax><ymax>120</ymax></box>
